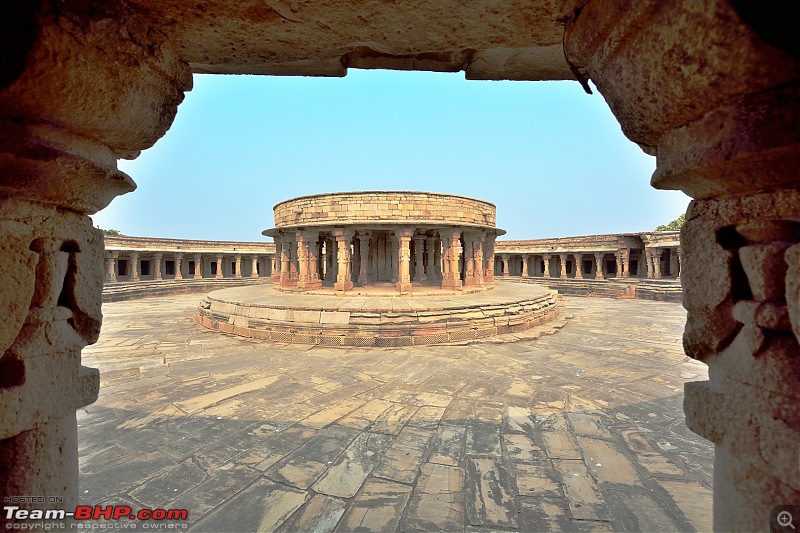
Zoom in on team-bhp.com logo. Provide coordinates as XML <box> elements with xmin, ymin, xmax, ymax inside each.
<box><xmin>4</xmin><ymin>505</ymin><xmax>188</xmax><ymax>527</ymax></box>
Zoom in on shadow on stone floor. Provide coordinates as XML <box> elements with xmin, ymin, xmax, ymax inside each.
<box><xmin>78</xmin><ymin>389</ymin><xmax>713</xmax><ymax>533</ymax></box>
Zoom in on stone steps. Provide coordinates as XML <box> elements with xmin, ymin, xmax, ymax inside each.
<box><xmin>102</xmin><ymin>278</ymin><xmax>271</xmax><ymax>302</ymax></box>
<box><xmin>496</xmin><ymin>276</ymin><xmax>682</xmax><ymax>303</ymax></box>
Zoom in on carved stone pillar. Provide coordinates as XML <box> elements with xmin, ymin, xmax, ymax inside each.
<box><xmin>483</xmin><ymin>237</ymin><xmax>495</xmax><ymax>285</ymax></box>
<box><xmin>574</xmin><ymin>253</ymin><xmax>583</xmax><ymax>279</ymax></box>
<box><xmin>565</xmin><ymin>2</ymin><xmax>800</xmax><ymax>527</ymax></box>
<box><xmin>194</xmin><ymin>254</ymin><xmax>202</xmax><ymax>279</ymax></box>
<box><xmin>175</xmin><ymin>253</ymin><xmax>183</xmax><ymax>280</ymax></box>
<box><xmin>645</xmin><ymin>249</ymin><xmax>654</xmax><ymax>278</ymax></box>
<box><xmin>396</xmin><ymin>228</ymin><xmax>413</xmax><ymax>292</ymax></box>
<box><xmin>501</xmin><ymin>254</ymin><xmax>510</xmax><ymax>277</ymax></box>
<box><xmin>251</xmin><ymin>255</ymin><xmax>259</xmax><ymax>278</ymax></box>
<box><xmin>425</xmin><ymin>235</ymin><xmax>436</xmax><ymax>282</ymax></box>
<box><xmin>441</xmin><ymin>231</ymin><xmax>462</xmax><ymax>290</ymax></box>
<box><xmin>463</xmin><ymin>231</ymin><xmax>483</xmax><ymax>287</ymax></box>
<box><xmin>391</xmin><ymin>234</ymin><xmax>399</xmax><ymax>284</ymax></box>
<box><xmin>130</xmin><ymin>251</ymin><xmax>140</xmax><ymax>281</ymax></box>
<box><xmin>593</xmin><ymin>253</ymin><xmax>604</xmax><ymax>280</ymax></box>
<box><xmin>357</xmin><ymin>231</ymin><xmax>370</xmax><ymax>286</ymax></box>
<box><xmin>653</xmin><ymin>248</ymin><xmax>662</xmax><ymax>278</ymax></box>
<box><xmin>296</xmin><ymin>231</ymin><xmax>321</xmax><ymax>290</ymax></box>
<box><xmin>333</xmin><ymin>229</ymin><xmax>354</xmax><ymax>291</ymax></box>
<box><xmin>521</xmin><ymin>254</ymin><xmax>529</xmax><ymax>277</ymax></box>
<box><xmin>543</xmin><ymin>255</ymin><xmax>552</xmax><ymax>278</ymax></box>
<box><xmin>280</xmin><ymin>235</ymin><xmax>293</xmax><ymax>288</ymax></box>
<box><xmin>622</xmin><ymin>250</ymin><xmax>630</xmax><ymax>278</ymax></box>
<box><xmin>558</xmin><ymin>253</ymin><xmax>567</xmax><ymax>279</ymax></box>
<box><xmin>676</xmin><ymin>248</ymin><xmax>682</xmax><ymax>280</ymax></box>
<box><xmin>413</xmin><ymin>234</ymin><xmax>426</xmax><ymax>282</ymax></box>
<box><xmin>272</xmin><ymin>238</ymin><xmax>282</xmax><ymax>283</ymax></box>
<box><xmin>215</xmin><ymin>254</ymin><xmax>224</xmax><ymax>278</ymax></box>
<box><xmin>153</xmin><ymin>252</ymin><xmax>163</xmax><ymax>280</ymax></box>
<box><xmin>105</xmin><ymin>252</ymin><xmax>118</xmax><ymax>283</ymax></box>
<box><xmin>0</xmin><ymin>1</ymin><xmax>190</xmax><ymax>509</ymax></box>
<box><xmin>233</xmin><ymin>254</ymin><xmax>241</xmax><ymax>278</ymax></box>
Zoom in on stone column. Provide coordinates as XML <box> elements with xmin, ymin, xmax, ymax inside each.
<box><xmin>130</xmin><ymin>251</ymin><xmax>140</xmax><ymax>281</ymax></box>
<box><xmin>357</xmin><ymin>231</ymin><xmax>370</xmax><ymax>286</ymax></box>
<box><xmin>297</xmin><ymin>231</ymin><xmax>322</xmax><ymax>290</ymax></box>
<box><xmin>152</xmin><ymin>252</ymin><xmax>162</xmax><ymax>280</ymax></box>
<box><xmin>521</xmin><ymin>255</ymin><xmax>529</xmax><ymax>277</ymax></box>
<box><xmin>0</xmin><ymin>4</ymin><xmax>191</xmax><ymax>510</ymax></box>
<box><xmin>558</xmin><ymin>253</ymin><xmax>567</xmax><ymax>279</ymax></box>
<box><xmin>234</xmin><ymin>254</ymin><xmax>242</xmax><ymax>278</ymax></box>
<box><xmin>251</xmin><ymin>255</ymin><xmax>259</xmax><ymax>278</ymax></box>
<box><xmin>431</xmin><ymin>236</ymin><xmax>440</xmax><ymax>280</ymax></box>
<box><xmin>413</xmin><ymin>234</ymin><xmax>426</xmax><ymax>282</ymax></box>
<box><xmin>396</xmin><ymin>228</ymin><xmax>414</xmax><ymax>292</ymax></box>
<box><xmin>644</xmin><ymin>249</ymin><xmax>654</xmax><ymax>278</ymax></box>
<box><xmin>273</xmin><ymin>238</ymin><xmax>282</xmax><ymax>283</ymax></box>
<box><xmin>653</xmin><ymin>248</ymin><xmax>662</xmax><ymax>278</ymax></box>
<box><xmin>593</xmin><ymin>253</ymin><xmax>604</xmax><ymax>280</ymax></box>
<box><xmin>669</xmin><ymin>248</ymin><xmax>678</xmax><ymax>277</ymax></box>
<box><xmin>194</xmin><ymin>254</ymin><xmax>202</xmax><ymax>279</ymax></box>
<box><xmin>622</xmin><ymin>251</ymin><xmax>630</xmax><ymax>278</ymax></box>
<box><xmin>463</xmin><ymin>231</ymin><xmax>483</xmax><ymax>287</ymax></box>
<box><xmin>564</xmin><ymin>5</ymin><xmax>800</xmax><ymax>528</ymax></box>
<box><xmin>280</xmin><ymin>237</ymin><xmax>292</xmax><ymax>287</ymax></box>
<box><xmin>215</xmin><ymin>254</ymin><xmax>224</xmax><ymax>278</ymax></box>
<box><xmin>574</xmin><ymin>253</ymin><xmax>583</xmax><ymax>279</ymax></box>
<box><xmin>105</xmin><ymin>252</ymin><xmax>118</xmax><ymax>283</ymax></box>
<box><xmin>676</xmin><ymin>248</ymin><xmax>682</xmax><ymax>280</ymax></box>
<box><xmin>441</xmin><ymin>230</ymin><xmax>463</xmax><ymax>289</ymax></box>
<box><xmin>391</xmin><ymin>234</ymin><xmax>399</xmax><ymax>283</ymax></box>
<box><xmin>615</xmin><ymin>252</ymin><xmax>623</xmax><ymax>277</ymax></box>
<box><xmin>501</xmin><ymin>254</ymin><xmax>510</xmax><ymax>277</ymax></box>
<box><xmin>483</xmin><ymin>238</ymin><xmax>495</xmax><ymax>285</ymax></box>
<box><xmin>543</xmin><ymin>255</ymin><xmax>552</xmax><ymax>278</ymax></box>
<box><xmin>175</xmin><ymin>253</ymin><xmax>183</xmax><ymax>280</ymax></box>
<box><xmin>425</xmin><ymin>235</ymin><xmax>436</xmax><ymax>282</ymax></box>
<box><xmin>333</xmin><ymin>229</ymin><xmax>354</xmax><ymax>291</ymax></box>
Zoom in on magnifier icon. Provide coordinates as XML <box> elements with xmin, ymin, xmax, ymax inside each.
<box><xmin>779</xmin><ymin>511</ymin><xmax>796</xmax><ymax>530</ymax></box>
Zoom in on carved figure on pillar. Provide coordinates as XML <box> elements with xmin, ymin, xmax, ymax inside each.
<box><xmin>333</xmin><ymin>229</ymin><xmax>354</xmax><ymax>291</ymax></box>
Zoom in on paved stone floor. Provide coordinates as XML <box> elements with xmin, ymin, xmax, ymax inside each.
<box><xmin>79</xmin><ymin>294</ymin><xmax>713</xmax><ymax>532</ymax></box>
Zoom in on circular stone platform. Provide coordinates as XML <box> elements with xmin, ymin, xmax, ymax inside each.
<box><xmin>196</xmin><ymin>283</ymin><xmax>559</xmax><ymax>347</ymax></box>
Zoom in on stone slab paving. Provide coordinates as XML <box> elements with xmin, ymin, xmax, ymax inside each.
<box><xmin>78</xmin><ymin>294</ymin><xmax>713</xmax><ymax>532</ymax></box>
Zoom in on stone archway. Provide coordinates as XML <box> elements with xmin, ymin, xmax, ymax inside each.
<box><xmin>1</xmin><ymin>1</ymin><xmax>797</xmax><ymax>530</ymax></box>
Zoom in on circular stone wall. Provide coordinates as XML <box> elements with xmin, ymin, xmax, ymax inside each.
<box><xmin>271</xmin><ymin>191</ymin><xmax>497</xmax><ymax>229</ymax></box>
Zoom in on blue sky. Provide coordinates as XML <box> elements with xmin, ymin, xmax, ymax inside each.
<box><xmin>92</xmin><ymin>70</ymin><xmax>690</xmax><ymax>242</ymax></box>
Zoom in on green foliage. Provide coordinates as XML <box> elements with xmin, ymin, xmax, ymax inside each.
<box><xmin>655</xmin><ymin>213</ymin><xmax>685</xmax><ymax>231</ymax></box>
<box><xmin>98</xmin><ymin>227</ymin><xmax>123</xmax><ymax>236</ymax></box>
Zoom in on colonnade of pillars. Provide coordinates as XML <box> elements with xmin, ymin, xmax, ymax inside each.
<box><xmin>272</xmin><ymin>228</ymin><xmax>496</xmax><ymax>292</ymax></box>
<box><xmin>104</xmin><ymin>251</ymin><xmax>272</xmax><ymax>283</ymax></box>
<box><xmin>497</xmin><ymin>247</ymin><xmax>682</xmax><ymax>280</ymax></box>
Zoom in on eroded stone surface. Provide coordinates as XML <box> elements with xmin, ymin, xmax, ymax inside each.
<box><xmin>76</xmin><ymin>294</ymin><xmax>713</xmax><ymax>530</ymax></box>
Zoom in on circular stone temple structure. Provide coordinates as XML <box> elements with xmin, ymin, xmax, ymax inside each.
<box><xmin>265</xmin><ymin>191</ymin><xmax>504</xmax><ymax>293</ymax></box>
<box><xmin>196</xmin><ymin>191</ymin><xmax>560</xmax><ymax>346</ymax></box>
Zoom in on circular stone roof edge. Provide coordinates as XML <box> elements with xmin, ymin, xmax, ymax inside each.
<box><xmin>272</xmin><ymin>190</ymin><xmax>497</xmax><ymax>211</ymax></box>
<box><xmin>263</xmin><ymin>222</ymin><xmax>506</xmax><ymax>237</ymax></box>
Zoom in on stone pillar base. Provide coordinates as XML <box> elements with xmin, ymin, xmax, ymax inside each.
<box><xmin>334</xmin><ymin>280</ymin><xmax>353</xmax><ymax>291</ymax></box>
<box><xmin>396</xmin><ymin>281</ymin><xmax>412</xmax><ymax>292</ymax></box>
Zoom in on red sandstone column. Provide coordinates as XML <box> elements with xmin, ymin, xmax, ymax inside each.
<box><xmin>130</xmin><ymin>251</ymin><xmax>140</xmax><ymax>281</ymax></box>
<box><xmin>593</xmin><ymin>253</ymin><xmax>604</xmax><ymax>280</ymax></box>
<box><xmin>413</xmin><ymin>234</ymin><xmax>426</xmax><ymax>282</ymax></box>
<box><xmin>474</xmin><ymin>233</ymin><xmax>485</xmax><ymax>287</ymax></box>
<box><xmin>194</xmin><ymin>254</ymin><xmax>202</xmax><ymax>279</ymax></box>
<box><xmin>441</xmin><ymin>231</ymin><xmax>463</xmax><ymax>289</ymax></box>
<box><xmin>676</xmin><ymin>248</ymin><xmax>682</xmax><ymax>280</ymax></box>
<box><xmin>483</xmin><ymin>237</ymin><xmax>495</xmax><ymax>285</ymax></box>
<box><xmin>521</xmin><ymin>254</ymin><xmax>529</xmax><ymax>277</ymax></box>
<box><xmin>558</xmin><ymin>253</ymin><xmax>568</xmax><ymax>279</ymax></box>
<box><xmin>105</xmin><ymin>252</ymin><xmax>118</xmax><ymax>282</ymax></box>
<box><xmin>653</xmin><ymin>248</ymin><xmax>662</xmax><ymax>278</ymax></box>
<box><xmin>295</xmin><ymin>235</ymin><xmax>309</xmax><ymax>289</ymax></box>
<box><xmin>333</xmin><ymin>229</ymin><xmax>354</xmax><ymax>291</ymax></box>
<box><xmin>574</xmin><ymin>253</ymin><xmax>583</xmax><ymax>279</ymax></box>
<box><xmin>543</xmin><ymin>255</ymin><xmax>552</xmax><ymax>278</ymax></box>
<box><xmin>175</xmin><ymin>253</ymin><xmax>184</xmax><ymax>280</ymax></box>
<box><xmin>153</xmin><ymin>252</ymin><xmax>163</xmax><ymax>280</ymax></box>
<box><xmin>298</xmin><ymin>231</ymin><xmax>322</xmax><ymax>289</ymax></box>
<box><xmin>357</xmin><ymin>231</ymin><xmax>370</xmax><ymax>286</ymax></box>
<box><xmin>645</xmin><ymin>249</ymin><xmax>654</xmax><ymax>278</ymax></box>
